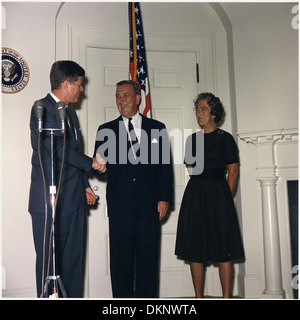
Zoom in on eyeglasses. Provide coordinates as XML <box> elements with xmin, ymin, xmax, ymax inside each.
<box><xmin>194</xmin><ymin>106</ymin><xmax>210</xmax><ymax>114</ymax></box>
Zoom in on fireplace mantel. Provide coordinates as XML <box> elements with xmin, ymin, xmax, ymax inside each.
<box><xmin>238</xmin><ymin>128</ymin><xmax>298</xmax><ymax>298</ymax></box>
<box><xmin>239</xmin><ymin>129</ymin><xmax>298</xmax><ymax>178</ymax></box>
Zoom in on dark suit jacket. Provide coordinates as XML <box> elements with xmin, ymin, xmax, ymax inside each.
<box><xmin>94</xmin><ymin>114</ymin><xmax>173</xmax><ymax>217</ymax></box>
<box><xmin>29</xmin><ymin>93</ymin><xmax>92</xmax><ymax>215</ymax></box>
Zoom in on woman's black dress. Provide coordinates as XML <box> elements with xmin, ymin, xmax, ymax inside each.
<box><xmin>175</xmin><ymin>129</ymin><xmax>245</xmax><ymax>263</ymax></box>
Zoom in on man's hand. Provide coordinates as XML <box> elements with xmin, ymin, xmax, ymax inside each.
<box><xmin>157</xmin><ymin>201</ymin><xmax>169</xmax><ymax>220</ymax></box>
<box><xmin>92</xmin><ymin>154</ymin><xmax>107</xmax><ymax>173</ymax></box>
<box><xmin>86</xmin><ymin>187</ymin><xmax>97</xmax><ymax>206</ymax></box>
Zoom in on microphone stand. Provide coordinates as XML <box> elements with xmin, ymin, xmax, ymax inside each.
<box><xmin>40</xmin><ymin>126</ymin><xmax>67</xmax><ymax>298</ymax></box>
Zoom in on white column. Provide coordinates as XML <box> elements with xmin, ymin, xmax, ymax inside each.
<box><xmin>239</xmin><ymin>130</ymin><xmax>285</xmax><ymax>299</ymax></box>
<box><xmin>258</xmin><ymin>178</ymin><xmax>285</xmax><ymax>298</ymax></box>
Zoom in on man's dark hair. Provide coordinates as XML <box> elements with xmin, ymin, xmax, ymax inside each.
<box><xmin>50</xmin><ymin>60</ymin><xmax>85</xmax><ymax>90</ymax></box>
<box><xmin>116</xmin><ymin>80</ymin><xmax>140</xmax><ymax>95</ymax></box>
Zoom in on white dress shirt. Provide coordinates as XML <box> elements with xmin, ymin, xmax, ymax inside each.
<box><xmin>122</xmin><ymin>112</ymin><xmax>142</xmax><ymax>143</ymax></box>
<box><xmin>50</xmin><ymin>92</ymin><xmax>77</xmax><ymax>140</ymax></box>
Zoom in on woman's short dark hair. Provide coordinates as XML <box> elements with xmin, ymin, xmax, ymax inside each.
<box><xmin>50</xmin><ymin>60</ymin><xmax>85</xmax><ymax>90</ymax></box>
<box><xmin>194</xmin><ymin>92</ymin><xmax>224</xmax><ymax>123</ymax></box>
<box><xmin>116</xmin><ymin>80</ymin><xmax>140</xmax><ymax>95</ymax></box>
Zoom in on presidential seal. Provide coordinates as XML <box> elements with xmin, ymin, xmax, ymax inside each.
<box><xmin>2</xmin><ymin>47</ymin><xmax>30</xmax><ymax>93</ymax></box>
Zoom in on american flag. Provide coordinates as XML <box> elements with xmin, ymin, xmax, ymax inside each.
<box><xmin>128</xmin><ymin>2</ymin><xmax>151</xmax><ymax>118</ymax></box>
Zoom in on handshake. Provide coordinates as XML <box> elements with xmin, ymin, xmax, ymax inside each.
<box><xmin>92</xmin><ymin>154</ymin><xmax>107</xmax><ymax>173</ymax></box>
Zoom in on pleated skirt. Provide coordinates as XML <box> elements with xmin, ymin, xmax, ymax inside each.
<box><xmin>175</xmin><ymin>176</ymin><xmax>245</xmax><ymax>263</ymax></box>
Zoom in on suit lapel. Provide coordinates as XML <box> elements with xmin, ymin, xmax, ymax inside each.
<box><xmin>46</xmin><ymin>94</ymin><xmax>81</xmax><ymax>147</ymax></box>
<box><xmin>140</xmin><ymin>115</ymin><xmax>153</xmax><ymax>148</ymax></box>
<box><xmin>67</xmin><ymin>106</ymin><xmax>79</xmax><ymax>142</ymax></box>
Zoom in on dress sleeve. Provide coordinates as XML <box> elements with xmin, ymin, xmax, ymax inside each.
<box><xmin>223</xmin><ymin>132</ymin><xmax>239</xmax><ymax>165</ymax></box>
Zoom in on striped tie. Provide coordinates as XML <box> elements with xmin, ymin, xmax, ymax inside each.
<box><xmin>128</xmin><ymin>118</ymin><xmax>140</xmax><ymax>157</ymax></box>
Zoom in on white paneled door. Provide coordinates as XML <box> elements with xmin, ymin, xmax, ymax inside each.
<box><xmin>84</xmin><ymin>47</ymin><xmax>198</xmax><ymax>297</ymax></box>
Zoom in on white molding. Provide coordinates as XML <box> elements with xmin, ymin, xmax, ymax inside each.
<box><xmin>2</xmin><ymin>287</ymin><xmax>36</xmax><ymax>298</ymax></box>
<box><xmin>238</xmin><ymin>128</ymin><xmax>298</xmax><ymax>142</ymax></box>
<box><xmin>238</xmin><ymin>128</ymin><xmax>298</xmax><ymax>179</ymax></box>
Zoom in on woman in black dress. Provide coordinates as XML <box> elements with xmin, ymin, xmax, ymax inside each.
<box><xmin>175</xmin><ymin>93</ymin><xmax>244</xmax><ymax>298</ymax></box>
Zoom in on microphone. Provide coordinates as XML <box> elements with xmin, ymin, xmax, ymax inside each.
<box><xmin>56</xmin><ymin>101</ymin><xmax>66</xmax><ymax>133</ymax></box>
<box><xmin>33</xmin><ymin>100</ymin><xmax>44</xmax><ymax>132</ymax></box>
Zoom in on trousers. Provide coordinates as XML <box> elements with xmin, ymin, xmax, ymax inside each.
<box><xmin>30</xmin><ymin>202</ymin><xmax>86</xmax><ymax>298</ymax></box>
<box><xmin>109</xmin><ymin>210</ymin><xmax>160</xmax><ymax>298</ymax></box>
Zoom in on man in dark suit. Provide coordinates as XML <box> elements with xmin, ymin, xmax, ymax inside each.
<box><xmin>29</xmin><ymin>60</ymin><xmax>103</xmax><ymax>298</ymax></box>
<box><xmin>94</xmin><ymin>80</ymin><xmax>173</xmax><ymax>298</ymax></box>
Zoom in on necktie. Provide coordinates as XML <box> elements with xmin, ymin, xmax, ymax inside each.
<box><xmin>128</xmin><ymin>118</ymin><xmax>140</xmax><ymax>157</ymax></box>
<box><xmin>65</xmin><ymin>106</ymin><xmax>76</xmax><ymax>137</ymax></box>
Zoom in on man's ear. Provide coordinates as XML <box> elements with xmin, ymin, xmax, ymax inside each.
<box><xmin>61</xmin><ymin>80</ymin><xmax>69</xmax><ymax>91</ymax></box>
<box><xmin>136</xmin><ymin>94</ymin><xmax>141</xmax><ymax>106</ymax></box>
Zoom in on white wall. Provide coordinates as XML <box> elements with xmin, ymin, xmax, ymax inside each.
<box><xmin>2</xmin><ymin>2</ymin><xmax>61</xmax><ymax>297</ymax></box>
<box><xmin>223</xmin><ymin>2</ymin><xmax>298</xmax><ymax>132</ymax></box>
<box><xmin>2</xmin><ymin>2</ymin><xmax>298</xmax><ymax>298</ymax></box>
<box><xmin>222</xmin><ymin>2</ymin><xmax>298</xmax><ymax>298</ymax></box>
